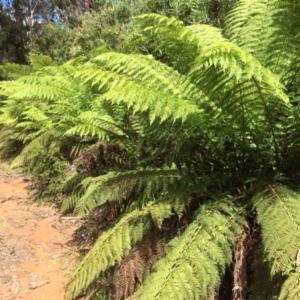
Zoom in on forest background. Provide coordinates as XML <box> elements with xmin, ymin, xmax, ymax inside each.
<box><xmin>0</xmin><ymin>0</ymin><xmax>233</xmax><ymax>66</ymax></box>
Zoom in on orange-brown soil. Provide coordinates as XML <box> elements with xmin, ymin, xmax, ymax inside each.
<box><xmin>0</xmin><ymin>164</ymin><xmax>81</xmax><ymax>300</ymax></box>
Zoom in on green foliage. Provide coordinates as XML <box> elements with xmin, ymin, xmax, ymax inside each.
<box><xmin>253</xmin><ymin>185</ymin><xmax>300</xmax><ymax>276</ymax></box>
<box><xmin>247</xmin><ymin>245</ymin><xmax>282</xmax><ymax>300</ymax></box>
<box><xmin>65</xmin><ymin>200</ymin><xmax>178</xmax><ymax>300</ymax></box>
<box><xmin>25</xmin><ymin>145</ymin><xmax>68</xmax><ymax>201</ymax></box>
<box><xmin>61</xmin><ymin>166</ymin><xmax>182</xmax><ymax>215</ymax></box>
<box><xmin>30</xmin><ymin>22</ymin><xmax>75</xmax><ymax>63</ymax></box>
<box><xmin>128</xmin><ymin>201</ymin><xmax>244</xmax><ymax>300</ymax></box>
<box><xmin>279</xmin><ymin>268</ymin><xmax>300</xmax><ymax>300</ymax></box>
<box><xmin>1</xmin><ymin>1</ymin><xmax>300</xmax><ymax>299</ymax></box>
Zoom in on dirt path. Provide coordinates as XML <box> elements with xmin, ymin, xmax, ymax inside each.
<box><xmin>0</xmin><ymin>165</ymin><xmax>81</xmax><ymax>300</ymax></box>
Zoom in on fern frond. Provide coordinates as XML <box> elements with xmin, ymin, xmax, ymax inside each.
<box><xmin>21</xmin><ymin>106</ymin><xmax>49</xmax><ymax>122</ymax></box>
<box><xmin>112</xmin><ymin>232</ymin><xmax>167</xmax><ymax>300</ymax></box>
<box><xmin>132</xmin><ymin>13</ymin><xmax>198</xmax><ymax>73</ymax></box>
<box><xmin>252</xmin><ymin>185</ymin><xmax>300</xmax><ymax>276</ymax></box>
<box><xmin>0</xmin><ymin>63</ymin><xmax>33</xmax><ymax>79</ymax></box>
<box><xmin>0</xmin><ymin>111</ymin><xmax>17</xmax><ymax>124</ymax></box>
<box><xmin>128</xmin><ymin>201</ymin><xmax>244</xmax><ymax>300</ymax></box>
<box><xmin>98</xmin><ymin>81</ymin><xmax>203</xmax><ymax>124</ymax></box>
<box><xmin>189</xmin><ymin>41</ymin><xmax>290</xmax><ymax>167</ymax></box>
<box><xmin>64</xmin><ymin>111</ymin><xmax>124</xmax><ymax>139</ymax></box>
<box><xmin>61</xmin><ymin>167</ymin><xmax>182</xmax><ymax>215</ymax></box>
<box><xmin>190</xmin><ymin>42</ymin><xmax>288</xmax><ymax>103</ymax></box>
<box><xmin>134</xmin><ymin>13</ymin><xmax>184</xmax><ymax>29</ymax></box>
<box><xmin>279</xmin><ymin>267</ymin><xmax>300</xmax><ymax>300</ymax></box>
<box><xmin>187</xmin><ymin>24</ymin><xmax>227</xmax><ymax>50</ymax></box>
<box><xmin>0</xmin><ymin>79</ymin><xmax>73</xmax><ymax>101</ymax></box>
<box><xmin>65</xmin><ymin>201</ymin><xmax>175</xmax><ymax>300</ymax></box>
<box><xmin>28</xmin><ymin>53</ymin><xmax>56</xmax><ymax>69</ymax></box>
<box><xmin>10</xmin><ymin>133</ymin><xmax>53</xmax><ymax>168</ymax></box>
<box><xmin>225</xmin><ymin>0</ymin><xmax>273</xmax><ymax>64</ymax></box>
<box><xmin>88</xmin><ymin>52</ymin><xmax>203</xmax><ymax>102</ymax></box>
<box><xmin>135</xmin><ymin>13</ymin><xmax>227</xmax><ymax>53</ymax></box>
<box><xmin>225</xmin><ymin>0</ymin><xmax>300</xmax><ymax>81</ymax></box>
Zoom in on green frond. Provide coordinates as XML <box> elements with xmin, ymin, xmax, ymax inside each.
<box><xmin>61</xmin><ymin>191</ymin><xmax>84</xmax><ymax>214</ymax></box>
<box><xmin>0</xmin><ymin>111</ymin><xmax>17</xmax><ymax>124</ymax></box>
<box><xmin>225</xmin><ymin>0</ymin><xmax>300</xmax><ymax>79</ymax></box>
<box><xmin>10</xmin><ymin>139</ymin><xmax>44</xmax><ymax>169</ymax></box>
<box><xmin>279</xmin><ymin>268</ymin><xmax>300</xmax><ymax>300</ymax></box>
<box><xmin>134</xmin><ymin>13</ymin><xmax>226</xmax><ymax>52</ymax></box>
<box><xmin>252</xmin><ymin>185</ymin><xmax>300</xmax><ymax>276</ymax></box>
<box><xmin>69</xmin><ymin>140</ymin><xmax>101</xmax><ymax>160</ymax></box>
<box><xmin>0</xmin><ymin>63</ymin><xmax>33</xmax><ymax>79</ymax></box>
<box><xmin>188</xmin><ymin>41</ymin><xmax>290</xmax><ymax>166</ymax></box>
<box><xmin>64</xmin><ymin>111</ymin><xmax>123</xmax><ymax>139</ymax></box>
<box><xmin>186</xmin><ymin>24</ymin><xmax>227</xmax><ymax>50</ymax></box>
<box><xmin>74</xmin><ymin>67</ymin><xmax>125</xmax><ymax>92</ymax></box>
<box><xmin>88</xmin><ymin>52</ymin><xmax>203</xmax><ymax>102</ymax></box>
<box><xmin>65</xmin><ymin>201</ymin><xmax>174</xmax><ymax>300</ymax></box>
<box><xmin>132</xmin><ymin>13</ymin><xmax>197</xmax><ymax>73</ymax></box>
<box><xmin>10</xmin><ymin>132</ymin><xmax>54</xmax><ymax>168</ymax></box>
<box><xmin>225</xmin><ymin>0</ymin><xmax>274</xmax><ymax>63</ymax></box>
<box><xmin>21</xmin><ymin>106</ymin><xmax>49</xmax><ymax>122</ymax></box>
<box><xmin>128</xmin><ymin>201</ymin><xmax>244</xmax><ymax>300</ymax></box>
<box><xmin>0</xmin><ymin>78</ymin><xmax>74</xmax><ymax>101</ymax></box>
<box><xmin>98</xmin><ymin>81</ymin><xmax>203</xmax><ymax>124</ymax></box>
<box><xmin>61</xmin><ymin>167</ymin><xmax>182</xmax><ymax>215</ymax></box>
<box><xmin>28</xmin><ymin>53</ymin><xmax>56</xmax><ymax>70</ymax></box>
<box><xmin>134</xmin><ymin>13</ymin><xmax>184</xmax><ymax>29</ymax></box>
<box><xmin>190</xmin><ymin>42</ymin><xmax>288</xmax><ymax>103</ymax></box>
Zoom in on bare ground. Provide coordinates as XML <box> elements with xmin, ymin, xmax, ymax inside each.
<box><xmin>0</xmin><ymin>164</ymin><xmax>81</xmax><ymax>300</ymax></box>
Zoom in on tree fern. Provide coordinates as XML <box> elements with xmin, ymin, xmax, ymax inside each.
<box><xmin>1</xmin><ymin>1</ymin><xmax>300</xmax><ymax>298</ymax></box>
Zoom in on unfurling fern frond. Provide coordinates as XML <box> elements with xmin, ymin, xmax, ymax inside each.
<box><xmin>65</xmin><ymin>201</ymin><xmax>176</xmax><ymax>300</ymax></box>
<box><xmin>61</xmin><ymin>167</ymin><xmax>182</xmax><ymax>215</ymax></box>
<box><xmin>252</xmin><ymin>185</ymin><xmax>300</xmax><ymax>276</ymax></box>
<box><xmin>128</xmin><ymin>201</ymin><xmax>244</xmax><ymax>300</ymax></box>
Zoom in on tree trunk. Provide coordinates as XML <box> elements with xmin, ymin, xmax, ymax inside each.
<box><xmin>233</xmin><ymin>228</ymin><xmax>249</xmax><ymax>300</ymax></box>
<box><xmin>71</xmin><ymin>0</ymin><xmax>82</xmax><ymax>16</ymax></box>
<box><xmin>84</xmin><ymin>0</ymin><xmax>89</xmax><ymax>13</ymax></box>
